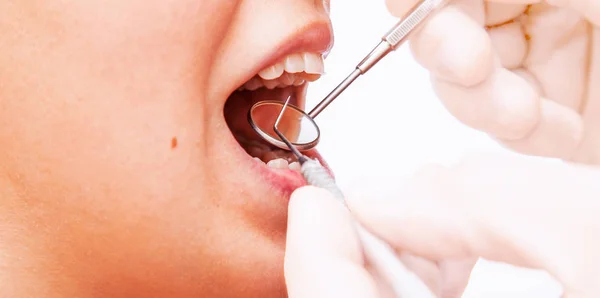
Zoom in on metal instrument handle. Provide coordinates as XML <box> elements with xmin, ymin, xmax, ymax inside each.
<box><xmin>357</xmin><ymin>0</ymin><xmax>447</xmax><ymax>73</ymax></box>
<box><xmin>384</xmin><ymin>0</ymin><xmax>447</xmax><ymax>49</ymax></box>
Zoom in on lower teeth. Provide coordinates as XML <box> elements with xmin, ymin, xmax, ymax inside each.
<box><xmin>266</xmin><ymin>158</ymin><xmax>288</xmax><ymax>169</ymax></box>
<box><xmin>237</xmin><ymin>136</ymin><xmax>302</xmax><ymax>172</ymax></box>
<box><xmin>258</xmin><ymin>157</ymin><xmax>301</xmax><ymax>172</ymax></box>
<box><xmin>248</xmin><ymin>149</ymin><xmax>301</xmax><ymax>172</ymax></box>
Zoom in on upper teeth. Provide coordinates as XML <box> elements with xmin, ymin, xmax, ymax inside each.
<box><xmin>239</xmin><ymin>52</ymin><xmax>324</xmax><ymax>91</ymax></box>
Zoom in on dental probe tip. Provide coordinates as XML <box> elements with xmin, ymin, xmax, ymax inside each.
<box><xmin>273</xmin><ymin>95</ymin><xmax>308</xmax><ymax>161</ymax></box>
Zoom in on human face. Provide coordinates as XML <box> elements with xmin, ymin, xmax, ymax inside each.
<box><xmin>0</xmin><ymin>1</ymin><xmax>332</xmax><ymax>297</ymax></box>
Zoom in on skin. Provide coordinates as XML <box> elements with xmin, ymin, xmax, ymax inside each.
<box><xmin>0</xmin><ymin>1</ymin><xmax>331</xmax><ymax>297</ymax></box>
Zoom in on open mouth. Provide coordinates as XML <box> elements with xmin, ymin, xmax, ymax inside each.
<box><xmin>223</xmin><ymin>51</ymin><xmax>331</xmax><ymax>191</ymax></box>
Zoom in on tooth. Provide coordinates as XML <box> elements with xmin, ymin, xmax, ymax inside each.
<box><xmin>258</xmin><ymin>63</ymin><xmax>285</xmax><ymax>80</ymax></box>
<box><xmin>279</xmin><ymin>72</ymin><xmax>295</xmax><ymax>85</ymax></box>
<box><xmin>262</xmin><ymin>78</ymin><xmax>280</xmax><ymax>89</ymax></box>
<box><xmin>303</xmin><ymin>52</ymin><xmax>325</xmax><ymax>74</ymax></box>
<box><xmin>243</xmin><ymin>76</ymin><xmax>263</xmax><ymax>91</ymax></box>
<box><xmin>293</xmin><ymin>78</ymin><xmax>305</xmax><ymax>86</ymax></box>
<box><xmin>238</xmin><ymin>52</ymin><xmax>325</xmax><ymax>91</ymax></box>
<box><xmin>254</xmin><ymin>157</ymin><xmax>265</xmax><ymax>164</ymax></box>
<box><xmin>289</xmin><ymin>162</ymin><xmax>301</xmax><ymax>171</ymax></box>
<box><xmin>266</xmin><ymin>149</ymin><xmax>286</xmax><ymax>159</ymax></box>
<box><xmin>298</xmin><ymin>73</ymin><xmax>321</xmax><ymax>82</ymax></box>
<box><xmin>284</xmin><ymin>53</ymin><xmax>305</xmax><ymax>73</ymax></box>
<box><xmin>267</xmin><ymin>158</ymin><xmax>289</xmax><ymax>169</ymax></box>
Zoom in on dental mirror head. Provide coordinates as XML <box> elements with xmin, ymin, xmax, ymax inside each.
<box><xmin>248</xmin><ymin>100</ymin><xmax>320</xmax><ymax>151</ymax></box>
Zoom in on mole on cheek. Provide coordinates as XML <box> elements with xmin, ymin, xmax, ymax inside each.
<box><xmin>171</xmin><ymin>137</ymin><xmax>178</xmax><ymax>149</ymax></box>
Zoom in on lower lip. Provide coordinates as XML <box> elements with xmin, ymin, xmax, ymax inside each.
<box><xmin>249</xmin><ymin>149</ymin><xmax>333</xmax><ymax>197</ymax></box>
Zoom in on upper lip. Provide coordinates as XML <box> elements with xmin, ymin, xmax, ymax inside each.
<box><xmin>243</xmin><ymin>21</ymin><xmax>334</xmax><ymax>86</ymax></box>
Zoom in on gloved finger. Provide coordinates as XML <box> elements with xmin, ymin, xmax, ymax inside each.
<box><xmin>499</xmin><ymin>98</ymin><xmax>584</xmax><ymax>159</ymax></box>
<box><xmin>385</xmin><ymin>0</ymin><xmax>485</xmax><ymax>23</ymax></box>
<box><xmin>370</xmin><ymin>251</ymin><xmax>474</xmax><ymax>298</ymax></box>
<box><xmin>452</xmin><ymin>0</ymin><xmax>486</xmax><ymax>25</ymax></box>
<box><xmin>523</xmin><ymin>4</ymin><xmax>590</xmax><ymax>110</ymax></box>
<box><xmin>436</xmin><ymin>65</ymin><xmax>584</xmax><ymax>157</ymax></box>
<box><xmin>363</xmin><ymin>253</ymin><xmax>441</xmax><ymax>298</ymax></box>
<box><xmin>487</xmin><ymin>21</ymin><xmax>528</xmax><ymax>69</ymax></box>
<box><xmin>390</xmin><ymin>252</ymin><xmax>475</xmax><ymax>298</ymax></box>
<box><xmin>389</xmin><ymin>0</ymin><xmax>536</xmax><ymax>141</ymax></box>
<box><xmin>409</xmin><ymin>5</ymin><xmax>495</xmax><ymax>87</ymax></box>
<box><xmin>346</xmin><ymin>164</ymin><xmax>479</xmax><ymax>262</ymax></box>
<box><xmin>346</xmin><ymin>155</ymin><xmax>599</xmax><ymax>272</ymax></box>
<box><xmin>571</xmin><ymin>0</ymin><xmax>600</xmax><ymax>26</ymax></box>
<box><xmin>385</xmin><ymin>0</ymin><xmax>421</xmax><ymax>18</ymax></box>
<box><xmin>433</xmin><ymin>56</ymin><xmax>584</xmax><ymax>157</ymax></box>
<box><xmin>546</xmin><ymin>0</ymin><xmax>600</xmax><ymax>26</ymax></box>
<box><xmin>485</xmin><ymin>2</ymin><xmax>528</xmax><ymax>26</ymax></box>
<box><xmin>284</xmin><ymin>186</ymin><xmax>379</xmax><ymax>298</ymax></box>
<box><xmin>396</xmin><ymin>253</ymin><xmax>442</xmax><ymax>293</ymax></box>
<box><xmin>483</xmin><ymin>0</ymin><xmax>600</xmax><ymax>26</ymax></box>
<box><xmin>432</xmin><ymin>67</ymin><xmax>542</xmax><ymax>140</ymax></box>
<box><xmin>438</xmin><ymin>258</ymin><xmax>477</xmax><ymax>298</ymax></box>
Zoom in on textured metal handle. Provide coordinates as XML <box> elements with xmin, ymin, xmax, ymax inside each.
<box><xmin>355</xmin><ymin>0</ymin><xmax>447</xmax><ymax>74</ymax></box>
<box><xmin>383</xmin><ymin>0</ymin><xmax>447</xmax><ymax>49</ymax></box>
<box><xmin>300</xmin><ymin>159</ymin><xmax>437</xmax><ymax>298</ymax></box>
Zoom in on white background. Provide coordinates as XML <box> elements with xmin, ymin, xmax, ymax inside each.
<box><xmin>305</xmin><ymin>1</ymin><xmax>564</xmax><ymax>297</ymax></box>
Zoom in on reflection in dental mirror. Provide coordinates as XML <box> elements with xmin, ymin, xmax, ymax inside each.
<box><xmin>248</xmin><ymin>101</ymin><xmax>320</xmax><ymax>151</ymax></box>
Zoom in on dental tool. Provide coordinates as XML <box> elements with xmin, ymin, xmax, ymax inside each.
<box><xmin>274</xmin><ymin>97</ymin><xmax>437</xmax><ymax>298</ymax></box>
<box><xmin>248</xmin><ymin>0</ymin><xmax>448</xmax><ymax>151</ymax></box>
<box><xmin>249</xmin><ymin>2</ymin><xmax>450</xmax><ymax>295</ymax></box>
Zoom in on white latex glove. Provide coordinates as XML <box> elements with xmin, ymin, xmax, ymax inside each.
<box><xmin>386</xmin><ymin>0</ymin><xmax>600</xmax><ymax>163</ymax></box>
<box><xmin>283</xmin><ymin>185</ymin><xmax>475</xmax><ymax>298</ymax></box>
<box><xmin>284</xmin><ymin>155</ymin><xmax>600</xmax><ymax>298</ymax></box>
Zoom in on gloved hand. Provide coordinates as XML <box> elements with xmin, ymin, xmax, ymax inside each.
<box><xmin>386</xmin><ymin>0</ymin><xmax>600</xmax><ymax>163</ymax></box>
<box><xmin>284</xmin><ymin>155</ymin><xmax>600</xmax><ymax>298</ymax></box>
<box><xmin>283</xmin><ymin>188</ymin><xmax>475</xmax><ymax>298</ymax></box>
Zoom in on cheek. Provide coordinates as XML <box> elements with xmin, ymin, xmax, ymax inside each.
<box><xmin>0</xmin><ymin>1</ymin><xmax>286</xmax><ymax>295</ymax></box>
<box><xmin>1</xmin><ymin>0</ymin><xmax>239</xmax><ymax>99</ymax></box>
<box><xmin>0</xmin><ymin>0</ymin><xmax>239</xmax><ymax>217</ymax></box>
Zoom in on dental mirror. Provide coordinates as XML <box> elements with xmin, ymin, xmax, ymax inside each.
<box><xmin>248</xmin><ymin>100</ymin><xmax>320</xmax><ymax>151</ymax></box>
